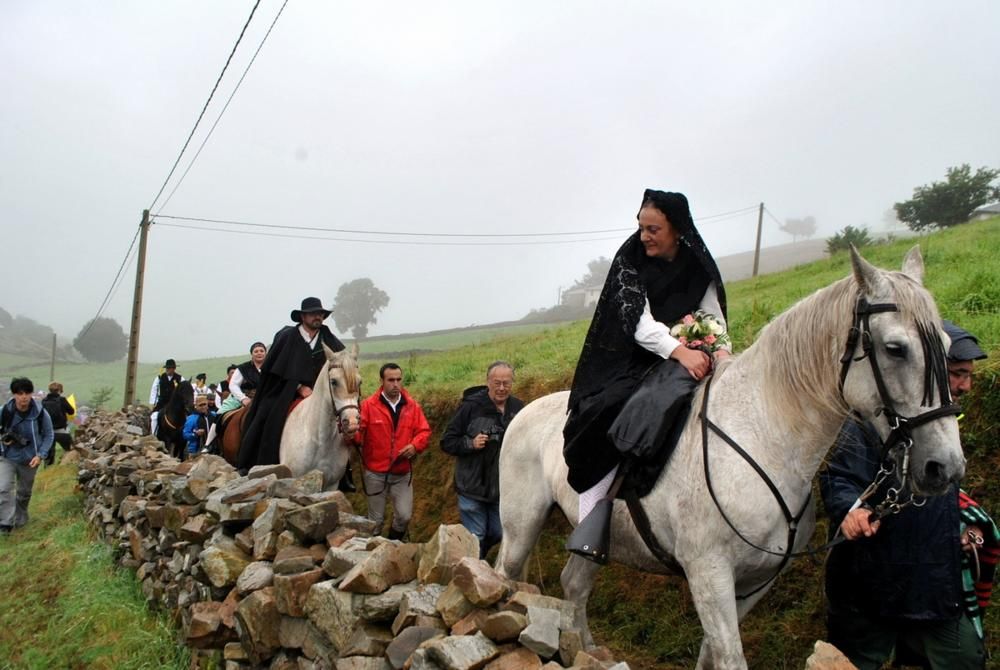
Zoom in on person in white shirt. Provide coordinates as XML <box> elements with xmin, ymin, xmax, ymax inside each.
<box><xmin>149</xmin><ymin>359</ymin><xmax>184</xmax><ymax>437</ymax></box>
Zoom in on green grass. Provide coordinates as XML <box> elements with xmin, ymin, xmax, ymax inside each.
<box><xmin>0</xmin><ymin>463</ymin><xmax>188</xmax><ymax>670</ymax></box>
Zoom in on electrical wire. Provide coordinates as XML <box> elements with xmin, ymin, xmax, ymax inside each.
<box><xmin>156</xmin><ymin>0</ymin><xmax>290</xmax><ymax>215</ymax></box>
<box><xmin>151</xmin><ymin>203</ymin><xmax>760</xmax><ymax>239</ymax></box>
<box><xmin>154</xmin><ymin>221</ymin><xmax>627</xmax><ymax>246</ymax></box>
<box><xmin>76</xmin><ymin>226</ymin><xmax>141</xmax><ymax>340</ymax></box>
<box><xmin>148</xmin><ymin>0</ymin><xmax>263</xmax><ymax>212</ymax></box>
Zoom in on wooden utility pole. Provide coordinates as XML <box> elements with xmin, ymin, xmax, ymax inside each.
<box><xmin>752</xmin><ymin>202</ymin><xmax>764</xmax><ymax>277</ymax></box>
<box><xmin>123</xmin><ymin>210</ymin><xmax>151</xmax><ymax>408</ymax></box>
<box><xmin>49</xmin><ymin>334</ymin><xmax>56</xmax><ymax>382</ymax></box>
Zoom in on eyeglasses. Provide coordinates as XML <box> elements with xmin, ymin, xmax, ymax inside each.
<box><xmin>488</xmin><ymin>380</ymin><xmax>513</xmax><ymax>389</ymax></box>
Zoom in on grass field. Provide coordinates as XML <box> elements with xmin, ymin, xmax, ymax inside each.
<box><xmin>2</xmin><ymin>217</ymin><xmax>998</xmax><ymax>668</ymax></box>
<box><xmin>0</xmin><ymin>463</ymin><xmax>189</xmax><ymax>670</ymax></box>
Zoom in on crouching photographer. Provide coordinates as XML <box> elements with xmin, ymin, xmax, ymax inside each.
<box><xmin>0</xmin><ymin>377</ymin><xmax>54</xmax><ymax>535</ymax></box>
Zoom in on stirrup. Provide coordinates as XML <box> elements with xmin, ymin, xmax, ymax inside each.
<box><xmin>566</xmin><ymin>498</ymin><xmax>612</xmax><ymax>565</ymax></box>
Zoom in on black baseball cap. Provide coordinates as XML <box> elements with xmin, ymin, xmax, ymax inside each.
<box><xmin>943</xmin><ymin>320</ymin><xmax>987</xmax><ymax>362</ymax></box>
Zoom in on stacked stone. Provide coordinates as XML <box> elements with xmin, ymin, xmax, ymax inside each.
<box><xmin>74</xmin><ymin>411</ymin><xmax>632</xmax><ymax>670</ymax></box>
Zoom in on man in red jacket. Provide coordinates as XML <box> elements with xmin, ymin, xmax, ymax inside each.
<box><xmin>352</xmin><ymin>363</ymin><xmax>431</xmax><ymax>540</ymax></box>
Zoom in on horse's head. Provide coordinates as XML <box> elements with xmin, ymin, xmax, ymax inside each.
<box><xmin>841</xmin><ymin>245</ymin><xmax>964</xmax><ymax>496</ymax></box>
<box><xmin>323</xmin><ymin>343</ymin><xmax>362</xmax><ymax>436</ymax></box>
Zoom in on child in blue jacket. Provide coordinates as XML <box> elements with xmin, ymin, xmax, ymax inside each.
<box><xmin>182</xmin><ymin>396</ymin><xmax>215</xmax><ymax>457</ymax></box>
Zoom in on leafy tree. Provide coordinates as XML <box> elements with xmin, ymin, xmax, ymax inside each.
<box><xmin>573</xmin><ymin>257</ymin><xmax>612</xmax><ymax>288</ymax></box>
<box><xmin>826</xmin><ymin>225</ymin><xmax>873</xmax><ymax>254</ymax></box>
<box><xmin>0</xmin><ymin>307</ymin><xmax>11</xmax><ymax>328</ymax></box>
<box><xmin>73</xmin><ymin>317</ymin><xmax>128</xmax><ymax>362</ymax></box>
<box><xmin>778</xmin><ymin>216</ymin><xmax>817</xmax><ymax>242</ymax></box>
<box><xmin>332</xmin><ymin>278</ymin><xmax>390</xmax><ymax>339</ymax></box>
<box><xmin>894</xmin><ymin>164</ymin><xmax>1000</xmax><ymax>231</ymax></box>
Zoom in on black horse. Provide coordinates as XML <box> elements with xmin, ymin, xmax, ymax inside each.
<box><xmin>156</xmin><ymin>382</ymin><xmax>194</xmax><ymax>460</ymax></box>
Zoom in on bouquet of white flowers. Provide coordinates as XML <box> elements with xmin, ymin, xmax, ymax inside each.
<box><xmin>669</xmin><ymin>310</ymin><xmax>730</xmax><ymax>353</ymax></box>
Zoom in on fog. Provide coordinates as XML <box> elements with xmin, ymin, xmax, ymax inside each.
<box><xmin>2</xmin><ymin>2</ymin><xmax>998</xmax><ymax>361</ymax></box>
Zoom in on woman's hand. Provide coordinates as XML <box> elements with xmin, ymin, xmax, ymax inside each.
<box><xmin>714</xmin><ymin>349</ymin><xmax>731</xmax><ymax>363</ymax></box>
<box><xmin>671</xmin><ymin>345</ymin><xmax>711</xmax><ymax>381</ymax></box>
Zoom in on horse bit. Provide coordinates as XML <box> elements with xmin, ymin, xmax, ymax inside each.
<box><xmin>695</xmin><ymin>295</ymin><xmax>961</xmax><ymax>599</ymax></box>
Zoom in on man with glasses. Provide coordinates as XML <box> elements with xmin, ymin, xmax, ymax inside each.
<box><xmin>821</xmin><ymin>320</ymin><xmax>995</xmax><ymax>670</ymax></box>
<box><xmin>442</xmin><ymin>361</ymin><xmax>524</xmax><ymax>559</ymax></box>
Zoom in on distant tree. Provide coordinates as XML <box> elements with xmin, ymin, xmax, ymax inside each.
<box><xmin>826</xmin><ymin>225</ymin><xmax>873</xmax><ymax>254</ymax></box>
<box><xmin>778</xmin><ymin>216</ymin><xmax>817</xmax><ymax>242</ymax></box>
<box><xmin>7</xmin><ymin>315</ymin><xmax>53</xmax><ymax>344</ymax></box>
<box><xmin>332</xmin><ymin>278</ymin><xmax>390</xmax><ymax>339</ymax></box>
<box><xmin>73</xmin><ymin>317</ymin><xmax>128</xmax><ymax>362</ymax></box>
<box><xmin>573</xmin><ymin>257</ymin><xmax>612</xmax><ymax>288</ymax></box>
<box><xmin>894</xmin><ymin>164</ymin><xmax>1000</xmax><ymax>231</ymax></box>
<box><xmin>0</xmin><ymin>307</ymin><xmax>11</xmax><ymax>328</ymax></box>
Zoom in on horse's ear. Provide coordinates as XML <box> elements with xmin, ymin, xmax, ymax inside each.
<box><xmin>900</xmin><ymin>245</ymin><xmax>924</xmax><ymax>285</ymax></box>
<box><xmin>350</xmin><ymin>343</ymin><xmax>359</xmax><ymax>359</ymax></box>
<box><xmin>322</xmin><ymin>343</ymin><xmax>337</xmax><ymax>361</ymax></box>
<box><xmin>849</xmin><ymin>245</ymin><xmax>886</xmax><ymax>295</ymax></box>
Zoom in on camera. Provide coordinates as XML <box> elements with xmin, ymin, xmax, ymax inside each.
<box><xmin>483</xmin><ymin>425</ymin><xmax>505</xmax><ymax>448</ymax></box>
<box><xmin>1</xmin><ymin>431</ymin><xmax>28</xmax><ymax>448</ymax></box>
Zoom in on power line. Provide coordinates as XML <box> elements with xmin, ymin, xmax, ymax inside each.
<box><xmin>156</xmin><ymin>0</ymin><xmax>290</xmax><ymax>215</ymax></box>
<box><xmin>151</xmin><ymin>203</ymin><xmax>760</xmax><ymax>239</ymax></box>
<box><xmin>763</xmin><ymin>207</ymin><xmax>785</xmax><ymax>227</ymax></box>
<box><xmin>154</xmin><ymin>221</ymin><xmax>627</xmax><ymax>246</ymax></box>
<box><xmin>77</xmin><ymin>226</ymin><xmax>141</xmax><ymax>340</ymax></box>
<box><xmin>148</xmin><ymin>0</ymin><xmax>263</xmax><ymax>212</ymax></box>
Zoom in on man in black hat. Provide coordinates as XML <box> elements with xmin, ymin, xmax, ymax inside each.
<box><xmin>149</xmin><ymin>358</ymin><xmax>183</xmax><ymax>437</ymax></box>
<box><xmin>821</xmin><ymin>320</ymin><xmax>995</xmax><ymax>670</ymax></box>
<box><xmin>237</xmin><ymin>298</ymin><xmax>346</xmax><ymax>471</ymax></box>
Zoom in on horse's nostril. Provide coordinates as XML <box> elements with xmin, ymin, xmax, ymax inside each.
<box><xmin>923</xmin><ymin>460</ymin><xmax>947</xmax><ymax>488</ymax></box>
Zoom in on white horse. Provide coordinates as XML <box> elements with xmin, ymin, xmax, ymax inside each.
<box><xmin>496</xmin><ymin>247</ymin><xmax>965</xmax><ymax>670</ymax></box>
<box><xmin>279</xmin><ymin>344</ymin><xmax>362</xmax><ymax>490</ymax></box>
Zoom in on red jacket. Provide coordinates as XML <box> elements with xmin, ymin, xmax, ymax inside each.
<box><xmin>352</xmin><ymin>388</ymin><xmax>431</xmax><ymax>474</ymax></box>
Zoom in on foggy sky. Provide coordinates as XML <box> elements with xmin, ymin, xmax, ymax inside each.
<box><xmin>2</xmin><ymin>2</ymin><xmax>998</xmax><ymax>361</ymax></box>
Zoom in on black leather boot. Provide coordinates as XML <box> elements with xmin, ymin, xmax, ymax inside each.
<box><xmin>565</xmin><ymin>498</ymin><xmax>612</xmax><ymax>564</ymax></box>
<box><xmin>338</xmin><ymin>462</ymin><xmax>357</xmax><ymax>493</ymax></box>
<box><xmin>387</xmin><ymin>527</ymin><xmax>406</xmax><ymax>541</ymax></box>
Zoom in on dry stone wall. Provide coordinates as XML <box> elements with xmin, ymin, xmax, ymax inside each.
<box><xmin>74</xmin><ymin>410</ymin><xmax>634</xmax><ymax>670</ymax></box>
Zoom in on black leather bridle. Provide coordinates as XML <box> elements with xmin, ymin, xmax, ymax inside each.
<box><xmin>690</xmin><ymin>295</ymin><xmax>961</xmax><ymax>599</ymax></box>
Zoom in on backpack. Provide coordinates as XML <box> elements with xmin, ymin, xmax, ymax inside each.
<box><xmin>42</xmin><ymin>396</ymin><xmax>68</xmax><ymax>430</ymax></box>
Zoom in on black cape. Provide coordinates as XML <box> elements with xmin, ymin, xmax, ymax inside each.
<box><xmin>563</xmin><ymin>190</ymin><xmax>726</xmax><ymax>493</ymax></box>
<box><xmin>237</xmin><ymin>324</ymin><xmax>345</xmax><ymax>469</ymax></box>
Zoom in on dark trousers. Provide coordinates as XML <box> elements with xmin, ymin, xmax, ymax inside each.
<box><xmin>827</xmin><ymin>607</ymin><xmax>985</xmax><ymax>670</ymax></box>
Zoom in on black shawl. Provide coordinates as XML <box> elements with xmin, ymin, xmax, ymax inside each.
<box><xmin>563</xmin><ymin>189</ymin><xmax>726</xmax><ymax>491</ymax></box>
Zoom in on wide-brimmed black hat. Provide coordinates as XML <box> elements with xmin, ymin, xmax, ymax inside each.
<box><xmin>164</xmin><ymin>359</ymin><xmax>178</xmax><ymax>369</ymax></box>
<box><xmin>291</xmin><ymin>297</ymin><xmax>332</xmax><ymax>323</ymax></box>
<box><xmin>943</xmin><ymin>320</ymin><xmax>987</xmax><ymax>362</ymax></box>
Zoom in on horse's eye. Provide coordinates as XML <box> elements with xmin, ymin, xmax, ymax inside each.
<box><xmin>885</xmin><ymin>342</ymin><xmax>907</xmax><ymax>359</ymax></box>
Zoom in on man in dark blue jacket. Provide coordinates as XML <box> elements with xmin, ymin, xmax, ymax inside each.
<box><xmin>441</xmin><ymin>361</ymin><xmax>524</xmax><ymax>559</ymax></box>
<box><xmin>820</xmin><ymin>320</ymin><xmax>992</xmax><ymax>670</ymax></box>
<box><xmin>0</xmin><ymin>377</ymin><xmax>54</xmax><ymax>534</ymax></box>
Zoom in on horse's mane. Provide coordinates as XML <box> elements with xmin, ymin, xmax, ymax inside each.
<box><xmin>328</xmin><ymin>349</ymin><xmax>361</xmax><ymax>395</ymax></box>
<box><xmin>739</xmin><ymin>268</ymin><xmax>943</xmax><ymax>430</ymax></box>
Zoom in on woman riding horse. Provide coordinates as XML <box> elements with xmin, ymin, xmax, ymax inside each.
<box><xmin>563</xmin><ymin>189</ymin><xmax>729</xmax><ymax>552</ymax></box>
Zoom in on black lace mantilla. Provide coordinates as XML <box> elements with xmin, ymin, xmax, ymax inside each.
<box><xmin>567</xmin><ymin>190</ymin><xmax>727</xmax><ymax>413</ymax></box>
